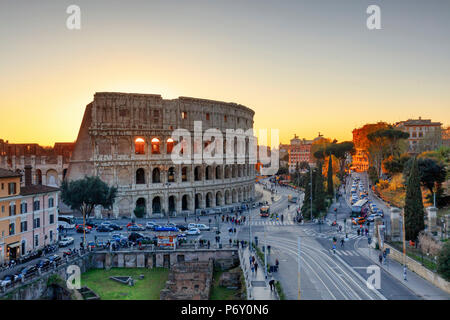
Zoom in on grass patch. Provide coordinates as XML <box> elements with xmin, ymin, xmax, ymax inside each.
<box><xmin>209</xmin><ymin>268</ymin><xmax>244</xmax><ymax>300</ymax></box>
<box><xmin>80</xmin><ymin>268</ymin><xmax>168</xmax><ymax>300</ymax></box>
<box><xmin>274</xmin><ymin>281</ymin><xmax>286</xmax><ymax>300</ymax></box>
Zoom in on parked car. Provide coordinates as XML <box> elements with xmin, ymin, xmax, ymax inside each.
<box><xmin>20</xmin><ymin>265</ymin><xmax>38</xmax><ymax>277</ymax></box>
<box><xmin>59</xmin><ymin>236</ymin><xmax>74</xmax><ymax>247</ymax></box>
<box><xmin>367</xmin><ymin>214</ymin><xmax>377</xmax><ymax>222</ymax></box>
<box><xmin>108</xmin><ymin>223</ymin><xmax>122</xmax><ymax>230</ymax></box>
<box><xmin>36</xmin><ymin>259</ymin><xmax>52</xmax><ymax>269</ymax></box>
<box><xmin>176</xmin><ymin>224</ymin><xmax>188</xmax><ymax>231</ymax></box>
<box><xmin>97</xmin><ymin>225</ymin><xmax>113</xmax><ymax>232</ymax></box>
<box><xmin>145</xmin><ymin>222</ymin><xmax>157</xmax><ymax>229</ymax></box>
<box><xmin>128</xmin><ymin>232</ymin><xmax>145</xmax><ymax>242</ymax></box>
<box><xmin>186</xmin><ymin>228</ymin><xmax>201</xmax><ymax>235</ymax></box>
<box><xmin>85</xmin><ymin>221</ymin><xmax>97</xmax><ymax>228</ymax></box>
<box><xmin>1</xmin><ymin>275</ymin><xmax>14</xmax><ymax>287</ymax></box>
<box><xmin>48</xmin><ymin>254</ymin><xmax>62</xmax><ymax>265</ymax></box>
<box><xmin>76</xmin><ymin>226</ymin><xmax>91</xmax><ymax>233</ymax></box>
<box><xmin>154</xmin><ymin>225</ymin><xmax>179</xmax><ymax>232</ymax></box>
<box><xmin>127</xmin><ymin>224</ymin><xmax>145</xmax><ymax>231</ymax></box>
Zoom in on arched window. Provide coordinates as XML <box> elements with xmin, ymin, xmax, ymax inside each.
<box><xmin>181</xmin><ymin>167</ymin><xmax>188</xmax><ymax>182</ymax></box>
<box><xmin>166</xmin><ymin>138</ymin><xmax>174</xmax><ymax>154</ymax></box>
<box><xmin>194</xmin><ymin>166</ymin><xmax>202</xmax><ymax>181</ymax></box>
<box><xmin>135</xmin><ymin>137</ymin><xmax>145</xmax><ymax>154</ymax></box>
<box><xmin>215</xmin><ymin>166</ymin><xmax>222</xmax><ymax>179</ymax></box>
<box><xmin>151</xmin><ymin>137</ymin><xmax>160</xmax><ymax>154</ymax></box>
<box><xmin>205</xmin><ymin>166</ymin><xmax>212</xmax><ymax>180</ymax></box>
<box><xmin>136</xmin><ymin>168</ymin><xmax>145</xmax><ymax>184</ymax></box>
<box><xmin>152</xmin><ymin>168</ymin><xmax>160</xmax><ymax>183</ymax></box>
<box><xmin>168</xmin><ymin>167</ymin><xmax>175</xmax><ymax>182</ymax></box>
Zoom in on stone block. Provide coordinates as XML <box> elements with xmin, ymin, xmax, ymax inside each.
<box><xmin>118</xmin><ymin>254</ymin><xmax>124</xmax><ymax>267</ymax></box>
<box><xmin>136</xmin><ymin>254</ymin><xmax>145</xmax><ymax>268</ymax></box>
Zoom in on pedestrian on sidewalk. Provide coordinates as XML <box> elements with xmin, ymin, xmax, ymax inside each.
<box><xmin>340</xmin><ymin>239</ymin><xmax>345</xmax><ymax>247</ymax></box>
<box><xmin>251</xmin><ymin>263</ymin><xmax>255</xmax><ymax>274</ymax></box>
<box><xmin>184</xmin><ymin>216</ymin><xmax>187</xmax><ymax>223</ymax></box>
<box><xmin>378</xmin><ymin>253</ymin><xmax>383</xmax><ymax>264</ymax></box>
<box><xmin>254</xmin><ymin>261</ymin><xmax>258</xmax><ymax>274</ymax></box>
<box><xmin>403</xmin><ymin>265</ymin><xmax>407</xmax><ymax>281</ymax></box>
<box><xmin>269</xmin><ymin>279</ymin><xmax>275</xmax><ymax>291</ymax></box>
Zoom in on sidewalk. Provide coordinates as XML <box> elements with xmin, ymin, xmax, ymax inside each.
<box><xmin>240</xmin><ymin>246</ymin><xmax>277</xmax><ymax>300</ymax></box>
<box><xmin>357</xmin><ymin>245</ymin><xmax>450</xmax><ymax>300</ymax></box>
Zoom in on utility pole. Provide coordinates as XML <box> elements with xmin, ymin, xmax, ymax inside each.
<box><xmin>297</xmin><ymin>236</ymin><xmax>301</xmax><ymax>300</ymax></box>
<box><xmin>310</xmin><ymin>168</ymin><xmax>313</xmax><ymax>221</ymax></box>
<box><xmin>402</xmin><ymin>208</ymin><xmax>406</xmax><ymax>267</ymax></box>
<box><xmin>264</xmin><ymin>224</ymin><xmax>267</xmax><ymax>280</ymax></box>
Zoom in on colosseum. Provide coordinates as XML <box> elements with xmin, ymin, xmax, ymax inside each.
<box><xmin>65</xmin><ymin>92</ymin><xmax>257</xmax><ymax>218</ymax></box>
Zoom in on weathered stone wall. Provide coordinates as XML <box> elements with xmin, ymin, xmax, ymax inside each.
<box><xmin>66</xmin><ymin>92</ymin><xmax>257</xmax><ymax>218</ymax></box>
<box><xmin>160</xmin><ymin>260</ymin><xmax>214</xmax><ymax>300</ymax></box>
<box><xmin>383</xmin><ymin>243</ymin><xmax>450</xmax><ymax>294</ymax></box>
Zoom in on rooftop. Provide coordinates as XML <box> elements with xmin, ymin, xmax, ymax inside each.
<box><xmin>20</xmin><ymin>184</ymin><xmax>59</xmax><ymax>196</ymax></box>
<box><xmin>0</xmin><ymin>168</ymin><xmax>21</xmax><ymax>179</ymax></box>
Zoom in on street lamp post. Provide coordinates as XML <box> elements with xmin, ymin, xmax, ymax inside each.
<box><xmin>310</xmin><ymin>167</ymin><xmax>313</xmax><ymax>222</ymax></box>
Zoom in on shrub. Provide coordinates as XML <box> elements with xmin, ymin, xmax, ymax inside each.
<box><xmin>133</xmin><ymin>206</ymin><xmax>146</xmax><ymax>218</ymax></box>
<box><xmin>437</xmin><ymin>241</ymin><xmax>450</xmax><ymax>281</ymax></box>
<box><xmin>418</xmin><ymin>231</ymin><xmax>442</xmax><ymax>257</ymax></box>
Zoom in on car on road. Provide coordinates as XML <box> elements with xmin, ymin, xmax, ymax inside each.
<box><xmin>176</xmin><ymin>224</ymin><xmax>188</xmax><ymax>231</ymax></box>
<box><xmin>154</xmin><ymin>225</ymin><xmax>179</xmax><ymax>232</ymax></box>
<box><xmin>76</xmin><ymin>226</ymin><xmax>91</xmax><ymax>233</ymax></box>
<box><xmin>59</xmin><ymin>236</ymin><xmax>74</xmax><ymax>247</ymax></box>
<box><xmin>186</xmin><ymin>228</ymin><xmax>201</xmax><ymax>235</ymax></box>
<box><xmin>127</xmin><ymin>224</ymin><xmax>145</xmax><ymax>231</ymax></box>
<box><xmin>75</xmin><ymin>224</ymin><xmax>93</xmax><ymax>230</ymax></box>
<box><xmin>20</xmin><ymin>265</ymin><xmax>38</xmax><ymax>277</ymax></box>
<box><xmin>85</xmin><ymin>221</ymin><xmax>97</xmax><ymax>228</ymax></box>
<box><xmin>35</xmin><ymin>259</ymin><xmax>51</xmax><ymax>269</ymax></box>
<box><xmin>108</xmin><ymin>223</ymin><xmax>123</xmax><ymax>230</ymax></box>
<box><xmin>352</xmin><ymin>217</ymin><xmax>366</xmax><ymax>225</ymax></box>
<box><xmin>48</xmin><ymin>254</ymin><xmax>62</xmax><ymax>265</ymax></box>
<box><xmin>145</xmin><ymin>222</ymin><xmax>158</xmax><ymax>230</ymax></box>
<box><xmin>87</xmin><ymin>241</ymin><xmax>96</xmax><ymax>249</ymax></box>
<box><xmin>187</xmin><ymin>223</ymin><xmax>210</xmax><ymax>231</ymax></box>
<box><xmin>367</xmin><ymin>214</ymin><xmax>377</xmax><ymax>222</ymax></box>
<box><xmin>97</xmin><ymin>225</ymin><xmax>113</xmax><ymax>232</ymax></box>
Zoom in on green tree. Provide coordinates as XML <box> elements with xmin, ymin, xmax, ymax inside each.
<box><xmin>368</xmin><ymin>166</ymin><xmax>379</xmax><ymax>185</ymax></box>
<box><xmin>383</xmin><ymin>154</ymin><xmax>410</xmax><ymax>175</ymax></box>
<box><xmin>403</xmin><ymin>157</ymin><xmax>447</xmax><ymax>207</ymax></box>
<box><xmin>437</xmin><ymin>241</ymin><xmax>450</xmax><ymax>281</ymax></box>
<box><xmin>327</xmin><ymin>156</ymin><xmax>334</xmax><ymax>197</ymax></box>
<box><xmin>314</xmin><ymin>161</ymin><xmax>326</xmax><ymax>216</ymax></box>
<box><xmin>134</xmin><ymin>206</ymin><xmax>146</xmax><ymax>218</ymax></box>
<box><xmin>404</xmin><ymin>158</ymin><xmax>425</xmax><ymax>241</ymax></box>
<box><xmin>301</xmin><ymin>167</ymin><xmax>315</xmax><ymax>219</ymax></box>
<box><xmin>61</xmin><ymin>176</ymin><xmax>117</xmax><ymax>244</ymax></box>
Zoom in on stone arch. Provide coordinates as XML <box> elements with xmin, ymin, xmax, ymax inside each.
<box><xmin>168</xmin><ymin>167</ymin><xmax>176</xmax><ymax>183</ymax></box>
<box><xmin>135</xmin><ymin>198</ymin><xmax>146</xmax><ymax>217</ymax></box>
<box><xmin>194</xmin><ymin>166</ymin><xmax>202</xmax><ymax>181</ymax></box>
<box><xmin>215</xmin><ymin>165</ymin><xmax>222</xmax><ymax>179</ymax></box>
<box><xmin>151</xmin><ymin>137</ymin><xmax>161</xmax><ymax>154</ymax></box>
<box><xmin>134</xmin><ymin>137</ymin><xmax>146</xmax><ymax>155</ymax></box>
<box><xmin>238</xmin><ymin>188</ymin><xmax>243</xmax><ymax>202</ymax></box>
<box><xmin>225</xmin><ymin>190</ymin><xmax>231</xmax><ymax>205</ymax></box>
<box><xmin>195</xmin><ymin>193</ymin><xmax>202</xmax><ymax>210</ymax></box>
<box><xmin>232</xmin><ymin>189</ymin><xmax>237</xmax><ymax>203</ymax></box>
<box><xmin>136</xmin><ymin>168</ymin><xmax>145</xmax><ymax>184</ymax></box>
<box><xmin>152</xmin><ymin>196</ymin><xmax>161</xmax><ymax>214</ymax></box>
<box><xmin>205</xmin><ymin>166</ymin><xmax>212</xmax><ymax>180</ymax></box>
<box><xmin>225</xmin><ymin>165</ymin><xmax>231</xmax><ymax>179</ymax></box>
<box><xmin>46</xmin><ymin>169</ymin><xmax>58</xmax><ymax>187</ymax></box>
<box><xmin>206</xmin><ymin>192</ymin><xmax>213</xmax><ymax>208</ymax></box>
<box><xmin>118</xmin><ymin>198</ymin><xmax>130</xmax><ymax>216</ymax></box>
<box><xmin>232</xmin><ymin>165</ymin><xmax>237</xmax><ymax>178</ymax></box>
<box><xmin>152</xmin><ymin>168</ymin><xmax>161</xmax><ymax>183</ymax></box>
<box><xmin>168</xmin><ymin>195</ymin><xmax>176</xmax><ymax>214</ymax></box>
<box><xmin>216</xmin><ymin>191</ymin><xmax>223</xmax><ymax>207</ymax></box>
<box><xmin>181</xmin><ymin>166</ymin><xmax>189</xmax><ymax>182</ymax></box>
<box><xmin>182</xmin><ymin>194</ymin><xmax>190</xmax><ymax>211</ymax></box>
<box><xmin>35</xmin><ymin>169</ymin><xmax>42</xmax><ymax>185</ymax></box>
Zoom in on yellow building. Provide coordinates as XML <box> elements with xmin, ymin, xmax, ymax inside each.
<box><xmin>0</xmin><ymin>168</ymin><xmax>22</xmax><ymax>263</ymax></box>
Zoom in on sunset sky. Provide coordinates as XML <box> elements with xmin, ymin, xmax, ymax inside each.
<box><xmin>1</xmin><ymin>0</ymin><xmax>449</xmax><ymax>146</ymax></box>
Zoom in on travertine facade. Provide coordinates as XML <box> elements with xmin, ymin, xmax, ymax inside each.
<box><xmin>66</xmin><ymin>92</ymin><xmax>256</xmax><ymax>218</ymax></box>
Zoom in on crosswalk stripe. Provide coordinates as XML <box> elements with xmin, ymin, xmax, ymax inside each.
<box><xmin>340</xmin><ymin>251</ymin><xmax>348</xmax><ymax>256</ymax></box>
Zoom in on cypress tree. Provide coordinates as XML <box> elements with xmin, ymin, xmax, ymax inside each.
<box><xmin>404</xmin><ymin>157</ymin><xmax>425</xmax><ymax>241</ymax></box>
<box><xmin>327</xmin><ymin>156</ymin><xmax>334</xmax><ymax>197</ymax></box>
<box><xmin>314</xmin><ymin>161</ymin><xmax>326</xmax><ymax>216</ymax></box>
<box><xmin>301</xmin><ymin>167</ymin><xmax>315</xmax><ymax>219</ymax></box>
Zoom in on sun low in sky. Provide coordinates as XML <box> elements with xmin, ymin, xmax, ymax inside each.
<box><xmin>0</xmin><ymin>0</ymin><xmax>449</xmax><ymax>146</ymax></box>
